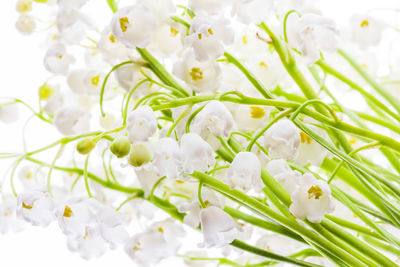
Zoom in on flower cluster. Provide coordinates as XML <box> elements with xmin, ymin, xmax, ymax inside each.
<box><xmin>2</xmin><ymin>0</ymin><xmax>400</xmax><ymax>266</ymax></box>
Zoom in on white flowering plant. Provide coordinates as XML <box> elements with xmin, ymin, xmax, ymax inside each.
<box><xmin>3</xmin><ymin>0</ymin><xmax>400</xmax><ymax>266</ymax></box>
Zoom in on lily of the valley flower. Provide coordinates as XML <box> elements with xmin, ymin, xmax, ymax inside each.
<box><xmin>16</xmin><ymin>189</ymin><xmax>55</xmax><ymax>227</ymax></box>
<box><xmin>111</xmin><ymin>4</ymin><xmax>157</xmax><ymax>48</ymax></box>
<box><xmin>126</xmin><ymin>105</ymin><xmax>157</xmax><ymax>143</ymax></box>
<box><xmin>286</xmin><ymin>13</ymin><xmax>339</xmax><ymax>64</ymax></box>
<box><xmin>199</xmin><ymin>206</ymin><xmax>239</xmax><ymax>248</ymax></box>
<box><xmin>185</xmin><ymin>16</ymin><xmax>234</xmax><ymax>61</ymax></box>
<box><xmin>15</xmin><ymin>14</ymin><xmax>36</xmax><ymax>35</ymax></box>
<box><xmin>0</xmin><ymin>103</ymin><xmax>19</xmax><ymax>124</ymax></box>
<box><xmin>263</xmin><ymin>119</ymin><xmax>300</xmax><ymax>161</ymax></box>
<box><xmin>350</xmin><ymin>14</ymin><xmax>386</xmax><ymax>49</ymax></box>
<box><xmin>289</xmin><ymin>173</ymin><xmax>335</xmax><ymax>223</ymax></box>
<box><xmin>226</xmin><ymin>152</ymin><xmax>262</xmax><ymax>192</ymax></box>
<box><xmin>266</xmin><ymin>159</ymin><xmax>301</xmax><ymax>194</ymax></box>
<box><xmin>0</xmin><ymin>197</ymin><xmax>25</xmax><ymax>234</ymax></box>
<box><xmin>180</xmin><ymin>133</ymin><xmax>215</xmax><ymax>174</ymax></box>
<box><xmin>152</xmin><ymin>137</ymin><xmax>183</xmax><ymax>179</ymax></box>
<box><xmin>54</xmin><ymin>106</ymin><xmax>91</xmax><ymax>135</ymax></box>
<box><xmin>43</xmin><ymin>43</ymin><xmax>75</xmax><ymax>75</ymax></box>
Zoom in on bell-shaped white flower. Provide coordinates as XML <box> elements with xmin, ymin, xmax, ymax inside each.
<box><xmin>16</xmin><ymin>189</ymin><xmax>55</xmax><ymax>227</ymax></box>
<box><xmin>97</xmin><ymin>206</ymin><xmax>129</xmax><ymax>248</ymax></box>
<box><xmin>134</xmin><ymin>165</ymin><xmax>159</xmax><ymax>197</ymax></box>
<box><xmin>125</xmin><ymin>219</ymin><xmax>184</xmax><ymax>267</ymax></box>
<box><xmin>137</xmin><ymin>0</ymin><xmax>176</xmax><ymax>23</ymax></box>
<box><xmin>15</xmin><ymin>14</ymin><xmax>36</xmax><ymax>35</ymax></box>
<box><xmin>0</xmin><ymin>103</ymin><xmax>19</xmax><ymax>123</ymax></box>
<box><xmin>350</xmin><ymin>14</ymin><xmax>386</xmax><ymax>49</ymax></box>
<box><xmin>226</xmin><ymin>152</ymin><xmax>262</xmax><ymax>192</ymax></box>
<box><xmin>152</xmin><ymin>137</ymin><xmax>183</xmax><ymax>179</ymax></box>
<box><xmin>185</xmin><ymin>16</ymin><xmax>234</xmax><ymax>61</ymax></box>
<box><xmin>111</xmin><ymin>4</ymin><xmax>157</xmax><ymax>48</ymax></box>
<box><xmin>263</xmin><ymin>119</ymin><xmax>300</xmax><ymax>161</ymax></box>
<box><xmin>54</xmin><ymin>106</ymin><xmax>91</xmax><ymax>135</ymax></box>
<box><xmin>230</xmin><ymin>104</ymin><xmax>269</xmax><ymax>132</ymax></box>
<box><xmin>180</xmin><ymin>133</ymin><xmax>215</xmax><ymax>174</ymax></box>
<box><xmin>43</xmin><ymin>43</ymin><xmax>75</xmax><ymax>75</ymax></box>
<box><xmin>18</xmin><ymin>165</ymin><xmax>38</xmax><ymax>190</ymax></box>
<box><xmin>97</xmin><ymin>29</ymin><xmax>130</xmax><ymax>64</ymax></box>
<box><xmin>199</xmin><ymin>206</ymin><xmax>239</xmax><ymax>248</ymax></box>
<box><xmin>43</xmin><ymin>89</ymin><xmax>64</xmax><ymax>115</ymax></box>
<box><xmin>296</xmin><ymin>127</ymin><xmax>329</xmax><ymax>166</ymax></box>
<box><xmin>289</xmin><ymin>173</ymin><xmax>335</xmax><ymax>223</ymax></box>
<box><xmin>287</xmin><ymin>13</ymin><xmax>339</xmax><ymax>64</ymax></box>
<box><xmin>150</xmin><ymin>21</ymin><xmax>185</xmax><ymax>56</ymax></box>
<box><xmin>188</xmin><ymin>0</ymin><xmax>227</xmax><ymax>15</ymax></box>
<box><xmin>232</xmin><ymin>0</ymin><xmax>273</xmax><ymax>24</ymax></box>
<box><xmin>0</xmin><ymin>196</ymin><xmax>25</xmax><ymax>234</ymax></box>
<box><xmin>67</xmin><ymin>225</ymin><xmax>108</xmax><ymax>259</ymax></box>
<box><xmin>56</xmin><ymin>7</ymin><xmax>93</xmax><ymax>44</ymax></box>
<box><xmin>266</xmin><ymin>159</ymin><xmax>301</xmax><ymax>194</ymax></box>
<box><xmin>173</xmin><ymin>49</ymin><xmax>221</xmax><ymax>94</ymax></box>
<box><xmin>126</xmin><ymin>105</ymin><xmax>157</xmax><ymax>143</ymax></box>
<box><xmin>192</xmin><ymin>101</ymin><xmax>234</xmax><ymax>138</ymax></box>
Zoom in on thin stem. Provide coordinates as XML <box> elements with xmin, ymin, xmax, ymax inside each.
<box><xmin>47</xmin><ymin>144</ymin><xmax>64</xmax><ymax>197</ymax></box>
<box><xmin>84</xmin><ymin>154</ymin><xmax>93</xmax><ymax>198</ymax></box>
<box><xmin>198</xmin><ymin>181</ymin><xmax>206</xmax><ymax>209</ymax></box>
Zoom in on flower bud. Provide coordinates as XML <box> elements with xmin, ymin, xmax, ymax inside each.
<box><xmin>76</xmin><ymin>138</ymin><xmax>96</xmax><ymax>155</ymax></box>
<box><xmin>38</xmin><ymin>83</ymin><xmax>56</xmax><ymax>100</ymax></box>
<box><xmin>128</xmin><ymin>143</ymin><xmax>152</xmax><ymax>167</ymax></box>
<box><xmin>110</xmin><ymin>136</ymin><xmax>131</xmax><ymax>158</ymax></box>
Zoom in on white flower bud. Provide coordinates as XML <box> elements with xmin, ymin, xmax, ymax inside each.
<box><xmin>227</xmin><ymin>152</ymin><xmax>262</xmax><ymax>192</ymax></box>
<box><xmin>126</xmin><ymin>105</ymin><xmax>157</xmax><ymax>143</ymax></box>
<box><xmin>15</xmin><ymin>14</ymin><xmax>36</xmax><ymax>35</ymax></box>
<box><xmin>289</xmin><ymin>173</ymin><xmax>335</xmax><ymax>223</ymax></box>
<box><xmin>111</xmin><ymin>5</ymin><xmax>157</xmax><ymax>48</ymax></box>
<box><xmin>180</xmin><ymin>133</ymin><xmax>215</xmax><ymax>174</ymax></box>
<box><xmin>263</xmin><ymin>119</ymin><xmax>300</xmax><ymax>161</ymax></box>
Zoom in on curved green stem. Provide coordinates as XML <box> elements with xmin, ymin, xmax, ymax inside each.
<box><xmin>283</xmin><ymin>10</ymin><xmax>301</xmax><ymax>43</ymax></box>
<box><xmin>84</xmin><ymin>153</ymin><xmax>93</xmax><ymax>198</ymax></box>
<box><xmin>47</xmin><ymin>144</ymin><xmax>64</xmax><ymax>197</ymax></box>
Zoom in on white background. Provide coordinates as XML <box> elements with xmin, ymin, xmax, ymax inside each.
<box><xmin>0</xmin><ymin>0</ymin><xmax>399</xmax><ymax>266</ymax></box>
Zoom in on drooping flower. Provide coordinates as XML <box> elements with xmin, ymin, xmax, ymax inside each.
<box><xmin>263</xmin><ymin>119</ymin><xmax>300</xmax><ymax>161</ymax></box>
<box><xmin>226</xmin><ymin>152</ymin><xmax>262</xmax><ymax>192</ymax></box>
<box><xmin>266</xmin><ymin>159</ymin><xmax>301</xmax><ymax>194</ymax></box>
<box><xmin>126</xmin><ymin>105</ymin><xmax>157</xmax><ymax>143</ymax></box>
<box><xmin>43</xmin><ymin>43</ymin><xmax>75</xmax><ymax>75</ymax></box>
<box><xmin>0</xmin><ymin>196</ymin><xmax>25</xmax><ymax>234</ymax></box>
<box><xmin>111</xmin><ymin>4</ymin><xmax>157</xmax><ymax>48</ymax></box>
<box><xmin>152</xmin><ymin>137</ymin><xmax>183</xmax><ymax>179</ymax></box>
<box><xmin>173</xmin><ymin>49</ymin><xmax>221</xmax><ymax>93</ymax></box>
<box><xmin>349</xmin><ymin>14</ymin><xmax>386</xmax><ymax>49</ymax></box>
<box><xmin>54</xmin><ymin>106</ymin><xmax>91</xmax><ymax>135</ymax></box>
<box><xmin>185</xmin><ymin>16</ymin><xmax>234</xmax><ymax>61</ymax></box>
<box><xmin>16</xmin><ymin>188</ymin><xmax>55</xmax><ymax>227</ymax></box>
<box><xmin>180</xmin><ymin>133</ymin><xmax>215</xmax><ymax>174</ymax></box>
<box><xmin>286</xmin><ymin>13</ymin><xmax>339</xmax><ymax>64</ymax></box>
<box><xmin>15</xmin><ymin>14</ymin><xmax>36</xmax><ymax>35</ymax></box>
<box><xmin>289</xmin><ymin>173</ymin><xmax>335</xmax><ymax>223</ymax></box>
<box><xmin>192</xmin><ymin>101</ymin><xmax>235</xmax><ymax>138</ymax></box>
<box><xmin>199</xmin><ymin>206</ymin><xmax>239</xmax><ymax>247</ymax></box>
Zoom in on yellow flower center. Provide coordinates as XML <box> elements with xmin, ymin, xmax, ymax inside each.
<box><xmin>91</xmin><ymin>75</ymin><xmax>100</xmax><ymax>86</ymax></box>
<box><xmin>208</xmin><ymin>28</ymin><xmax>214</xmax><ymax>35</ymax></box>
<box><xmin>133</xmin><ymin>242</ymin><xmax>141</xmax><ymax>251</ymax></box>
<box><xmin>157</xmin><ymin>227</ymin><xmax>164</xmax><ymax>233</ymax></box>
<box><xmin>22</xmin><ymin>202</ymin><xmax>33</xmax><ymax>209</ymax></box>
<box><xmin>119</xmin><ymin>17</ymin><xmax>130</xmax><ymax>32</ymax></box>
<box><xmin>109</xmin><ymin>34</ymin><xmax>117</xmax><ymax>43</ymax></box>
<box><xmin>83</xmin><ymin>231</ymin><xmax>89</xmax><ymax>240</ymax></box>
<box><xmin>17</xmin><ymin>1</ymin><xmax>32</xmax><ymax>13</ymax></box>
<box><xmin>3</xmin><ymin>211</ymin><xmax>12</xmax><ymax>217</ymax></box>
<box><xmin>259</xmin><ymin>61</ymin><xmax>268</xmax><ymax>69</ymax></box>
<box><xmin>360</xmin><ymin>20</ymin><xmax>369</xmax><ymax>28</ymax></box>
<box><xmin>189</xmin><ymin>67</ymin><xmax>203</xmax><ymax>81</ymax></box>
<box><xmin>250</xmin><ymin>106</ymin><xmax>265</xmax><ymax>119</ymax></box>
<box><xmin>242</xmin><ymin>35</ymin><xmax>248</xmax><ymax>45</ymax></box>
<box><xmin>63</xmin><ymin>205</ymin><xmax>73</xmax><ymax>218</ymax></box>
<box><xmin>300</xmin><ymin>132</ymin><xmax>312</xmax><ymax>144</ymax></box>
<box><xmin>170</xmin><ymin>27</ymin><xmax>179</xmax><ymax>36</ymax></box>
<box><xmin>308</xmin><ymin>185</ymin><xmax>323</xmax><ymax>200</ymax></box>
<box><xmin>57</xmin><ymin>55</ymin><xmax>63</xmax><ymax>59</ymax></box>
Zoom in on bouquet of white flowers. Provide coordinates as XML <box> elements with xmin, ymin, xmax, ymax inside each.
<box><xmin>3</xmin><ymin>0</ymin><xmax>400</xmax><ymax>266</ymax></box>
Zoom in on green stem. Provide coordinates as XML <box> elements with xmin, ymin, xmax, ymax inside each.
<box><xmin>47</xmin><ymin>144</ymin><xmax>64</xmax><ymax>197</ymax></box>
<box><xmin>84</xmin><ymin>154</ymin><xmax>93</xmax><ymax>198</ymax></box>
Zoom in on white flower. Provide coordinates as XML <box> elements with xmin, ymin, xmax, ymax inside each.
<box><xmin>230</xmin><ymin>104</ymin><xmax>269</xmax><ymax>133</ymax></box>
<box><xmin>67</xmin><ymin>69</ymin><xmax>106</xmax><ymax>95</ymax></box>
<box><xmin>226</xmin><ymin>152</ymin><xmax>262</xmax><ymax>192</ymax></box>
<box><xmin>43</xmin><ymin>89</ymin><xmax>64</xmax><ymax>115</ymax></box>
<box><xmin>192</xmin><ymin>101</ymin><xmax>234</xmax><ymax>138</ymax></box>
<box><xmin>18</xmin><ymin>165</ymin><xmax>38</xmax><ymax>190</ymax></box>
<box><xmin>188</xmin><ymin>0</ymin><xmax>227</xmax><ymax>15</ymax></box>
<box><xmin>111</xmin><ymin>4</ymin><xmax>157</xmax><ymax>48</ymax></box>
<box><xmin>16</xmin><ymin>0</ymin><xmax>32</xmax><ymax>13</ymax></box>
<box><xmin>114</xmin><ymin>63</ymin><xmax>153</xmax><ymax>94</ymax></box>
<box><xmin>125</xmin><ymin>219</ymin><xmax>184</xmax><ymax>267</ymax></box>
<box><xmin>126</xmin><ymin>105</ymin><xmax>157</xmax><ymax>142</ymax></box>
<box><xmin>185</xmin><ymin>16</ymin><xmax>234</xmax><ymax>61</ymax></box>
<box><xmin>97</xmin><ymin>30</ymin><xmax>130</xmax><ymax>63</ymax></box>
<box><xmin>135</xmin><ymin>166</ymin><xmax>160</xmax><ymax>197</ymax></box>
<box><xmin>180</xmin><ymin>133</ymin><xmax>215</xmax><ymax>174</ymax></box>
<box><xmin>16</xmin><ymin>189</ymin><xmax>55</xmax><ymax>227</ymax></box>
<box><xmin>54</xmin><ymin>106</ymin><xmax>91</xmax><ymax>135</ymax></box>
<box><xmin>151</xmin><ymin>21</ymin><xmax>185</xmax><ymax>56</ymax></box>
<box><xmin>232</xmin><ymin>0</ymin><xmax>273</xmax><ymax>24</ymax></box>
<box><xmin>152</xmin><ymin>137</ymin><xmax>183</xmax><ymax>179</ymax></box>
<box><xmin>263</xmin><ymin>119</ymin><xmax>300</xmax><ymax>161</ymax></box>
<box><xmin>15</xmin><ymin>14</ymin><xmax>36</xmax><ymax>35</ymax></box>
<box><xmin>56</xmin><ymin>7</ymin><xmax>92</xmax><ymax>44</ymax></box>
<box><xmin>266</xmin><ymin>159</ymin><xmax>301</xmax><ymax>194</ymax></box>
<box><xmin>97</xmin><ymin>206</ymin><xmax>129</xmax><ymax>248</ymax></box>
<box><xmin>289</xmin><ymin>173</ymin><xmax>335</xmax><ymax>223</ymax></box>
<box><xmin>287</xmin><ymin>13</ymin><xmax>339</xmax><ymax>64</ymax></box>
<box><xmin>199</xmin><ymin>206</ymin><xmax>239</xmax><ymax>248</ymax></box>
<box><xmin>350</xmin><ymin>14</ymin><xmax>386</xmax><ymax>49</ymax></box>
<box><xmin>57</xmin><ymin>0</ymin><xmax>89</xmax><ymax>8</ymax></box>
<box><xmin>296</xmin><ymin>128</ymin><xmax>329</xmax><ymax>166</ymax></box>
<box><xmin>137</xmin><ymin>0</ymin><xmax>176</xmax><ymax>23</ymax></box>
<box><xmin>0</xmin><ymin>197</ymin><xmax>25</xmax><ymax>234</ymax></box>
<box><xmin>173</xmin><ymin>49</ymin><xmax>221</xmax><ymax>93</ymax></box>
<box><xmin>67</xmin><ymin>225</ymin><xmax>108</xmax><ymax>259</ymax></box>
<box><xmin>43</xmin><ymin>43</ymin><xmax>75</xmax><ymax>75</ymax></box>
<box><xmin>0</xmin><ymin>103</ymin><xmax>19</xmax><ymax>123</ymax></box>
